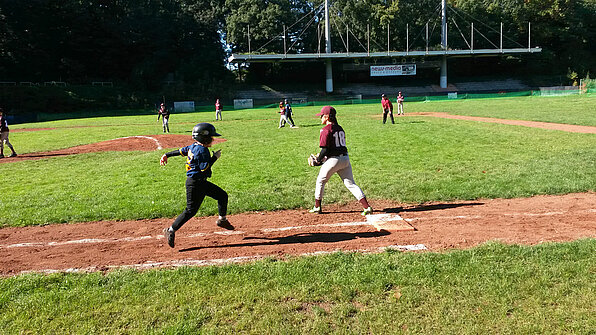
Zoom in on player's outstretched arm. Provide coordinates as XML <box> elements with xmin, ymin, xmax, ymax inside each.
<box><xmin>160</xmin><ymin>149</ymin><xmax>181</xmax><ymax>166</ymax></box>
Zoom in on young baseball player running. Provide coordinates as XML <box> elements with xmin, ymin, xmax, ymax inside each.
<box><xmin>381</xmin><ymin>93</ymin><xmax>395</xmax><ymax>124</ymax></box>
<box><xmin>308</xmin><ymin>106</ymin><xmax>372</xmax><ymax>216</ymax></box>
<box><xmin>157</xmin><ymin>103</ymin><xmax>170</xmax><ymax>133</ymax></box>
<box><xmin>0</xmin><ymin>108</ymin><xmax>17</xmax><ymax>158</ymax></box>
<box><xmin>160</xmin><ymin>122</ymin><xmax>233</xmax><ymax>248</ymax></box>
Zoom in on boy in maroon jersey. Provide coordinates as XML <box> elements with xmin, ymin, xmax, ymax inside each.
<box><xmin>381</xmin><ymin>93</ymin><xmax>394</xmax><ymax>124</ymax></box>
<box><xmin>157</xmin><ymin>103</ymin><xmax>170</xmax><ymax>133</ymax></box>
<box><xmin>215</xmin><ymin>99</ymin><xmax>222</xmax><ymax>121</ymax></box>
<box><xmin>308</xmin><ymin>106</ymin><xmax>372</xmax><ymax>215</ymax></box>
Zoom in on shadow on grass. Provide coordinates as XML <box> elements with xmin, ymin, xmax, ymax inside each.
<box><xmin>179</xmin><ymin>230</ymin><xmax>391</xmax><ymax>252</ymax></box>
<box><xmin>384</xmin><ymin>202</ymin><xmax>484</xmax><ymax>213</ymax></box>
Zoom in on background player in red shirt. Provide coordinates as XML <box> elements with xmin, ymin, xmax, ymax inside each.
<box><xmin>381</xmin><ymin>93</ymin><xmax>395</xmax><ymax>124</ymax></box>
<box><xmin>308</xmin><ymin>106</ymin><xmax>372</xmax><ymax>215</ymax></box>
<box><xmin>215</xmin><ymin>99</ymin><xmax>222</xmax><ymax>121</ymax></box>
<box><xmin>278</xmin><ymin>100</ymin><xmax>296</xmax><ymax>128</ymax></box>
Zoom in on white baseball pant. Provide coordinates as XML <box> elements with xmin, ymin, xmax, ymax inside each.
<box><xmin>315</xmin><ymin>154</ymin><xmax>365</xmax><ymax>201</ymax></box>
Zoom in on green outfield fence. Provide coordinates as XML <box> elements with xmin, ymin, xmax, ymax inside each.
<box><xmin>7</xmin><ymin>86</ymin><xmax>595</xmax><ymax>124</ymax></box>
<box><xmin>247</xmin><ymin>89</ymin><xmax>594</xmax><ymax>110</ymax></box>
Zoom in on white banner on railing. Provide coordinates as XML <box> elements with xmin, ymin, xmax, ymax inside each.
<box><xmin>174</xmin><ymin>101</ymin><xmax>195</xmax><ymax>112</ymax></box>
<box><xmin>370</xmin><ymin>64</ymin><xmax>416</xmax><ymax>77</ymax></box>
<box><xmin>234</xmin><ymin>99</ymin><xmax>254</xmax><ymax>109</ymax></box>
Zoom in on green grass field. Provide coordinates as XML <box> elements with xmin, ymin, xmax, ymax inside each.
<box><xmin>1</xmin><ymin>95</ymin><xmax>594</xmax><ymax>227</ymax></box>
<box><xmin>1</xmin><ymin>241</ymin><xmax>594</xmax><ymax>333</ymax></box>
<box><xmin>1</xmin><ymin>94</ymin><xmax>595</xmax><ymax>333</ymax></box>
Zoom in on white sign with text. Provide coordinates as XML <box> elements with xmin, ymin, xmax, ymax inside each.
<box><xmin>370</xmin><ymin>64</ymin><xmax>416</xmax><ymax>77</ymax></box>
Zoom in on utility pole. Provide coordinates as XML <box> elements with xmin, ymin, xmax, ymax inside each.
<box><xmin>325</xmin><ymin>0</ymin><xmax>333</xmax><ymax>93</ymax></box>
<box><xmin>440</xmin><ymin>0</ymin><xmax>448</xmax><ymax>88</ymax></box>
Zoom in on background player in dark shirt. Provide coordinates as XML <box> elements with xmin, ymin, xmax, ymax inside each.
<box><xmin>160</xmin><ymin>122</ymin><xmax>232</xmax><ymax>248</ymax></box>
<box><xmin>157</xmin><ymin>103</ymin><xmax>170</xmax><ymax>133</ymax></box>
<box><xmin>309</xmin><ymin>106</ymin><xmax>372</xmax><ymax>215</ymax></box>
<box><xmin>0</xmin><ymin>108</ymin><xmax>17</xmax><ymax>158</ymax></box>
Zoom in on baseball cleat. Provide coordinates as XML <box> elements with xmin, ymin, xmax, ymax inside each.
<box><xmin>361</xmin><ymin>207</ymin><xmax>373</xmax><ymax>216</ymax></box>
<box><xmin>0</xmin><ymin>154</ymin><xmax>4</xmax><ymax>159</ymax></box>
<box><xmin>216</xmin><ymin>218</ymin><xmax>235</xmax><ymax>230</ymax></box>
<box><xmin>9</xmin><ymin>153</ymin><xmax>17</xmax><ymax>158</ymax></box>
<box><xmin>163</xmin><ymin>228</ymin><xmax>175</xmax><ymax>248</ymax></box>
<box><xmin>308</xmin><ymin>206</ymin><xmax>322</xmax><ymax>214</ymax></box>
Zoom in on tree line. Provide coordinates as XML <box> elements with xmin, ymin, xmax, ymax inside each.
<box><xmin>0</xmin><ymin>0</ymin><xmax>594</xmax><ymax>95</ymax></box>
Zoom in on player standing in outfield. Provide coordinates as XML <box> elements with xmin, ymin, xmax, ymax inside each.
<box><xmin>160</xmin><ymin>122</ymin><xmax>233</xmax><ymax>248</ymax></box>
<box><xmin>157</xmin><ymin>103</ymin><xmax>170</xmax><ymax>133</ymax></box>
<box><xmin>308</xmin><ymin>106</ymin><xmax>372</xmax><ymax>216</ymax></box>
<box><xmin>381</xmin><ymin>93</ymin><xmax>395</xmax><ymax>124</ymax></box>
<box><xmin>215</xmin><ymin>99</ymin><xmax>222</xmax><ymax>121</ymax></box>
<box><xmin>0</xmin><ymin>108</ymin><xmax>17</xmax><ymax>158</ymax></box>
<box><xmin>396</xmin><ymin>91</ymin><xmax>405</xmax><ymax>115</ymax></box>
<box><xmin>278</xmin><ymin>100</ymin><xmax>296</xmax><ymax>128</ymax></box>
<box><xmin>284</xmin><ymin>99</ymin><xmax>297</xmax><ymax>128</ymax></box>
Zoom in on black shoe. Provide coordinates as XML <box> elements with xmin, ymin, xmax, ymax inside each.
<box><xmin>0</xmin><ymin>154</ymin><xmax>4</xmax><ymax>159</ymax></box>
<box><xmin>9</xmin><ymin>153</ymin><xmax>17</xmax><ymax>158</ymax></box>
<box><xmin>216</xmin><ymin>218</ymin><xmax>235</xmax><ymax>230</ymax></box>
<box><xmin>163</xmin><ymin>228</ymin><xmax>175</xmax><ymax>248</ymax></box>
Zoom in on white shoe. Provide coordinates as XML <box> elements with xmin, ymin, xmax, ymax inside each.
<box><xmin>308</xmin><ymin>206</ymin><xmax>322</xmax><ymax>214</ymax></box>
<box><xmin>361</xmin><ymin>207</ymin><xmax>373</xmax><ymax>216</ymax></box>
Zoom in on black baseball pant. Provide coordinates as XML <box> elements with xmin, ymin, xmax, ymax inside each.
<box><xmin>171</xmin><ymin>177</ymin><xmax>228</xmax><ymax>231</ymax></box>
<box><xmin>383</xmin><ymin>109</ymin><xmax>395</xmax><ymax>124</ymax></box>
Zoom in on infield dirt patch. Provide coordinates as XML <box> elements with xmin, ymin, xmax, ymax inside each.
<box><xmin>0</xmin><ymin>134</ymin><xmax>225</xmax><ymax>163</ymax></box>
<box><xmin>1</xmin><ymin>192</ymin><xmax>594</xmax><ymax>276</ymax></box>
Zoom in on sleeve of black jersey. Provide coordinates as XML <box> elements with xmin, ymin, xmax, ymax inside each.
<box><xmin>164</xmin><ymin>150</ymin><xmax>181</xmax><ymax>158</ymax></box>
<box><xmin>318</xmin><ymin>147</ymin><xmax>329</xmax><ymax>161</ymax></box>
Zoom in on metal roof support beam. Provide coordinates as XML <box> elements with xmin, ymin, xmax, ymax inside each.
<box><xmin>325</xmin><ymin>0</ymin><xmax>333</xmax><ymax>93</ymax></box>
<box><xmin>440</xmin><ymin>0</ymin><xmax>448</xmax><ymax>88</ymax></box>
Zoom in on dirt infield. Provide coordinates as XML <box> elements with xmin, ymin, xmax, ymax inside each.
<box><xmin>0</xmin><ymin>134</ymin><xmax>224</xmax><ymax>163</ymax></box>
<box><xmin>1</xmin><ymin>192</ymin><xmax>594</xmax><ymax>276</ymax></box>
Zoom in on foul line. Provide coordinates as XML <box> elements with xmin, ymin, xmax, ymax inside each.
<box><xmin>17</xmin><ymin>244</ymin><xmax>428</xmax><ymax>275</ymax></box>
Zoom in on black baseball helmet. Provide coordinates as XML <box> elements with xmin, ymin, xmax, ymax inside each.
<box><xmin>192</xmin><ymin>123</ymin><xmax>221</xmax><ymax>143</ymax></box>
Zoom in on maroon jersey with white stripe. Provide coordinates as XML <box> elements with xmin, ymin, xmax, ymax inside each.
<box><xmin>319</xmin><ymin>123</ymin><xmax>348</xmax><ymax>156</ymax></box>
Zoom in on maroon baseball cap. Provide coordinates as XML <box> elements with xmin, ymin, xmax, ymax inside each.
<box><xmin>316</xmin><ymin>106</ymin><xmax>336</xmax><ymax>117</ymax></box>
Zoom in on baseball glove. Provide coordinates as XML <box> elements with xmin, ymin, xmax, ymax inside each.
<box><xmin>308</xmin><ymin>154</ymin><xmax>322</xmax><ymax>167</ymax></box>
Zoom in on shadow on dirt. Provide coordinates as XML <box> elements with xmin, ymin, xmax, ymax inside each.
<box><xmin>384</xmin><ymin>202</ymin><xmax>484</xmax><ymax>213</ymax></box>
<box><xmin>179</xmin><ymin>230</ymin><xmax>391</xmax><ymax>252</ymax></box>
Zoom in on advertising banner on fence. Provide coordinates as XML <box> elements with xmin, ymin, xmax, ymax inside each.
<box><xmin>234</xmin><ymin>99</ymin><xmax>254</xmax><ymax>109</ymax></box>
<box><xmin>370</xmin><ymin>64</ymin><xmax>416</xmax><ymax>77</ymax></box>
<box><xmin>174</xmin><ymin>101</ymin><xmax>195</xmax><ymax>112</ymax></box>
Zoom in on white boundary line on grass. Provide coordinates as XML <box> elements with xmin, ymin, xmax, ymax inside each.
<box><xmin>18</xmin><ymin>244</ymin><xmax>428</xmax><ymax>275</ymax></box>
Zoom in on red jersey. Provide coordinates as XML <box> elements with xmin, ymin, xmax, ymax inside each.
<box><xmin>319</xmin><ymin>123</ymin><xmax>348</xmax><ymax>156</ymax></box>
<box><xmin>382</xmin><ymin>98</ymin><xmax>393</xmax><ymax>110</ymax></box>
<box><xmin>215</xmin><ymin>101</ymin><xmax>222</xmax><ymax>111</ymax></box>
